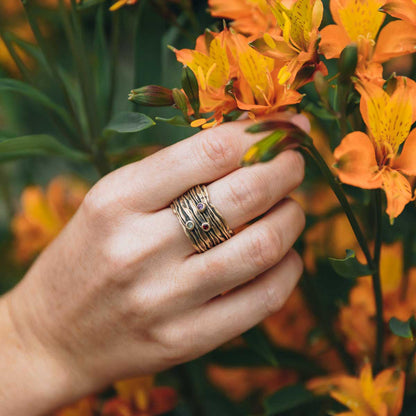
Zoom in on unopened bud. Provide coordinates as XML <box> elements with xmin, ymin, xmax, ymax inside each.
<box><xmin>172</xmin><ymin>88</ymin><xmax>190</xmax><ymax>118</ymax></box>
<box><xmin>338</xmin><ymin>44</ymin><xmax>358</xmax><ymax>84</ymax></box>
<box><xmin>129</xmin><ymin>85</ymin><xmax>174</xmax><ymax>106</ymax></box>
<box><xmin>181</xmin><ymin>66</ymin><xmax>200</xmax><ymax>115</ymax></box>
<box><xmin>313</xmin><ymin>71</ymin><xmax>329</xmax><ymax>97</ymax></box>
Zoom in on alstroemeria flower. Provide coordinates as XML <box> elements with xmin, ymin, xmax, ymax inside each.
<box><xmin>174</xmin><ymin>29</ymin><xmax>239</xmax><ymax>126</ymax></box>
<box><xmin>110</xmin><ymin>0</ymin><xmax>138</xmax><ymax>12</ymax></box>
<box><xmin>307</xmin><ymin>363</ymin><xmax>405</xmax><ymax>416</ymax></box>
<box><xmin>231</xmin><ymin>31</ymin><xmax>303</xmax><ymax>115</ymax></box>
<box><xmin>208</xmin><ymin>0</ymin><xmax>277</xmax><ymax>36</ymax></box>
<box><xmin>250</xmin><ymin>0</ymin><xmax>326</xmax><ymax>87</ymax></box>
<box><xmin>320</xmin><ymin>0</ymin><xmax>416</xmax><ymax>82</ymax></box>
<box><xmin>333</xmin><ymin>78</ymin><xmax>416</xmax><ymax>220</ymax></box>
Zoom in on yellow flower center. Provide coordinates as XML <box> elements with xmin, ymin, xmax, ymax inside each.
<box><xmin>338</xmin><ymin>0</ymin><xmax>385</xmax><ymax>42</ymax></box>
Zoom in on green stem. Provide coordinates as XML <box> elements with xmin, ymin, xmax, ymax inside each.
<box><xmin>0</xmin><ymin>167</ymin><xmax>14</xmax><ymax>220</ymax></box>
<box><xmin>405</xmin><ymin>342</ymin><xmax>416</xmax><ymax>382</ymax></box>
<box><xmin>305</xmin><ymin>144</ymin><xmax>385</xmax><ymax>371</ymax></box>
<box><xmin>107</xmin><ymin>12</ymin><xmax>121</xmax><ymax>120</ymax></box>
<box><xmin>372</xmin><ymin>189</ymin><xmax>384</xmax><ymax>372</ymax></box>
<box><xmin>133</xmin><ymin>0</ymin><xmax>148</xmax><ymax>89</ymax></box>
<box><xmin>306</xmin><ymin>144</ymin><xmax>374</xmax><ymax>268</ymax></box>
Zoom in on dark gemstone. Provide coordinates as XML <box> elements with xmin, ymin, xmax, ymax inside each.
<box><xmin>202</xmin><ymin>222</ymin><xmax>210</xmax><ymax>231</ymax></box>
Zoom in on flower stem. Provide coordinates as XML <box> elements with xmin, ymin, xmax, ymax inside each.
<box><xmin>305</xmin><ymin>143</ymin><xmax>385</xmax><ymax>371</ymax></box>
<box><xmin>372</xmin><ymin>189</ymin><xmax>384</xmax><ymax>372</ymax></box>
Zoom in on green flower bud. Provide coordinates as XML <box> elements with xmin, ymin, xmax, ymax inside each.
<box><xmin>128</xmin><ymin>85</ymin><xmax>174</xmax><ymax>107</ymax></box>
<box><xmin>338</xmin><ymin>44</ymin><xmax>358</xmax><ymax>84</ymax></box>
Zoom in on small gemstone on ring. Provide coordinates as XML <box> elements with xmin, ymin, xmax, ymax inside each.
<box><xmin>185</xmin><ymin>220</ymin><xmax>195</xmax><ymax>230</ymax></box>
<box><xmin>197</xmin><ymin>202</ymin><xmax>206</xmax><ymax>212</ymax></box>
<box><xmin>201</xmin><ymin>222</ymin><xmax>211</xmax><ymax>231</ymax></box>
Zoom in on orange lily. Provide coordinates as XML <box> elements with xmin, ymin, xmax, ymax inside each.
<box><xmin>307</xmin><ymin>363</ymin><xmax>405</xmax><ymax>416</ymax></box>
<box><xmin>250</xmin><ymin>0</ymin><xmax>326</xmax><ymax>87</ymax></box>
<box><xmin>102</xmin><ymin>376</ymin><xmax>177</xmax><ymax>416</ymax></box>
<box><xmin>174</xmin><ymin>29</ymin><xmax>239</xmax><ymax>126</ymax></box>
<box><xmin>320</xmin><ymin>0</ymin><xmax>416</xmax><ymax>82</ymax></box>
<box><xmin>230</xmin><ymin>30</ymin><xmax>303</xmax><ymax>116</ymax></box>
<box><xmin>208</xmin><ymin>0</ymin><xmax>277</xmax><ymax>36</ymax></box>
<box><xmin>174</xmin><ymin>29</ymin><xmax>302</xmax><ymax>126</ymax></box>
<box><xmin>12</xmin><ymin>176</ymin><xmax>89</xmax><ymax>263</ymax></box>
<box><xmin>333</xmin><ymin>77</ymin><xmax>416</xmax><ymax>220</ymax></box>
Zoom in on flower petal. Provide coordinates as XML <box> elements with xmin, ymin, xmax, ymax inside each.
<box><xmin>334</xmin><ymin>132</ymin><xmax>382</xmax><ymax>189</ymax></box>
<box><xmin>381</xmin><ymin>168</ymin><xmax>414</xmax><ymax>220</ymax></box>
<box><xmin>373</xmin><ymin>21</ymin><xmax>416</xmax><ymax>63</ymax></box>
<box><xmin>381</xmin><ymin>0</ymin><xmax>416</xmax><ymax>26</ymax></box>
<box><xmin>394</xmin><ymin>128</ymin><xmax>416</xmax><ymax>175</ymax></box>
<box><xmin>319</xmin><ymin>24</ymin><xmax>351</xmax><ymax>59</ymax></box>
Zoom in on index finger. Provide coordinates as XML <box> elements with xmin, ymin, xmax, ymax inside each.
<box><xmin>114</xmin><ymin>113</ymin><xmax>310</xmax><ymax>212</ymax></box>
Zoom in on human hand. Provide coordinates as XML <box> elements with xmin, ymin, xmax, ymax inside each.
<box><xmin>0</xmin><ymin>114</ymin><xmax>307</xmax><ymax>415</ymax></box>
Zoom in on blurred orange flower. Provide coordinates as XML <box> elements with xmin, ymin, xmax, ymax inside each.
<box><xmin>334</xmin><ymin>78</ymin><xmax>416</xmax><ymax>220</ymax></box>
<box><xmin>103</xmin><ymin>376</ymin><xmax>177</xmax><ymax>416</ymax></box>
<box><xmin>208</xmin><ymin>0</ymin><xmax>277</xmax><ymax>36</ymax></box>
<box><xmin>307</xmin><ymin>362</ymin><xmax>405</xmax><ymax>416</ymax></box>
<box><xmin>319</xmin><ymin>0</ymin><xmax>416</xmax><ymax>82</ymax></box>
<box><xmin>250</xmin><ymin>0</ymin><xmax>326</xmax><ymax>88</ymax></box>
<box><xmin>12</xmin><ymin>176</ymin><xmax>89</xmax><ymax>263</ymax></box>
<box><xmin>54</xmin><ymin>396</ymin><xmax>97</xmax><ymax>416</ymax></box>
<box><xmin>208</xmin><ymin>365</ymin><xmax>297</xmax><ymax>401</ymax></box>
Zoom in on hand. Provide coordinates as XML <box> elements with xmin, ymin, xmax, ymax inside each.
<box><xmin>0</xmin><ymin>115</ymin><xmax>307</xmax><ymax>415</ymax></box>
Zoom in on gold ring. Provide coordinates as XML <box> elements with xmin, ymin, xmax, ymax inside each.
<box><xmin>170</xmin><ymin>184</ymin><xmax>234</xmax><ymax>253</ymax></box>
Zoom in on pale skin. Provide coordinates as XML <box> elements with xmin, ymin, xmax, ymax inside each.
<box><xmin>0</xmin><ymin>115</ymin><xmax>307</xmax><ymax>415</ymax></box>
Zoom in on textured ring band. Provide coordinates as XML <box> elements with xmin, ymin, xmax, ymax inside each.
<box><xmin>170</xmin><ymin>184</ymin><xmax>234</xmax><ymax>253</ymax></box>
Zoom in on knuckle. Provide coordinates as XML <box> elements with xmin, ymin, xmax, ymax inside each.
<box><xmin>81</xmin><ymin>182</ymin><xmax>114</xmax><ymax>222</ymax></box>
<box><xmin>153</xmin><ymin>325</ymin><xmax>190</xmax><ymax>365</ymax></box>
<box><xmin>263</xmin><ymin>283</ymin><xmax>285</xmax><ymax>315</ymax></box>
<box><xmin>283</xmin><ymin>150</ymin><xmax>305</xmax><ymax>186</ymax></box>
<box><xmin>286</xmin><ymin>199</ymin><xmax>306</xmax><ymax>233</ymax></box>
<box><xmin>227</xmin><ymin>172</ymin><xmax>270</xmax><ymax>213</ymax></box>
<box><xmin>196</xmin><ymin>133</ymin><xmax>237</xmax><ymax>171</ymax></box>
<box><xmin>248</xmin><ymin>226</ymin><xmax>282</xmax><ymax>269</ymax></box>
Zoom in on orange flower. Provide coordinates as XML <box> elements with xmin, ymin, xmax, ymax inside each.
<box><xmin>380</xmin><ymin>0</ymin><xmax>416</xmax><ymax>25</ymax></box>
<box><xmin>319</xmin><ymin>0</ymin><xmax>416</xmax><ymax>82</ymax></box>
<box><xmin>54</xmin><ymin>397</ymin><xmax>97</xmax><ymax>416</ymax></box>
<box><xmin>208</xmin><ymin>0</ymin><xmax>277</xmax><ymax>36</ymax></box>
<box><xmin>103</xmin><ymin>376</ymin><xmax>177</xmax><ymax>416</ymax></box>
<box><xmin>207</xmin><ymin>365</ymin><xmax>297</xmax><ymax>401</ymax></box>
<box><xmin>12</xmin><ymin>176</ymin><xmax>89</xmax><ymax>263</ymax></box>
<box><xmin>307</xmin><ymin>362</ymin><xmax>405</xmax><ymax>416</ymax></box>
<box><xmin>174</xmin><ymin>28</ymin><xmax>302</xmax><ymax>126</ymax></box>
<box><xmin>174</xmin><ymin>29</ymin><xmax>239</xmax><ymax>126</ymax></box>
<box><xmin>250</xmin><ymin>0</ymin><xmax>326</xmax><ymax>87</ymax></box>
<box><xmin>333</xmin><ymin>77</ymin><xmax>416</xmax><ymax>220</ymax></box>
<box><xmin>109</xmin><ymin>0</ymin><xmax>138</xmax><ymax>11</ymax></box>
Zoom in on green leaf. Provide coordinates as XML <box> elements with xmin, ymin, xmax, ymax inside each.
<box><xmin>389</xmin><ymin>317</ymin><xmax>414</xmax><ymax>339</ymax></box>
<box><xmin>155</xmin><ymin>115</ymin><xmax>190</xmax><ymax>127</ymax></box>
<box><xmin>264</xmin><ymin>384</ymin><xmax>316</xmax><ymax>415</ymax></box>
<box><xmin>329</xmin><ymin>249</ymin><xmax>372</xmax><ymax>278</ymax></box>
<box><xmin>0</xmin><ymin>78</ymin><xmax>72</xmax><ymax>129</ymax></box>
<box><xmin>242</xmin><ymin>326</ymin><xmax>278</xmax><ymax>366</ymax></box>
<box><xmin>0</xmin><ymin>135</ymin><xmax>89</xmax><ymax>162</ymax></box>
<box><xmin>104</xmin><ymin>112</ymin><xmax>155</xmax><ymax>137</ymax></box>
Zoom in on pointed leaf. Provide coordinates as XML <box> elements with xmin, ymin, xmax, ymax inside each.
<box><xmin>264</xmin><ymin>384</ymin><xmax>317</xmax><ymax>415</ymax></box>
<box><xmin>242</xmin><ymin>326</ymin><xmax>278</xmax><ymax>366</ymax></box>
<box><xmin>329</xmin><ymin>249</ymin><xmax>372</xmax><ymax>278</ymax></box>
<box><xmin>0</xmin><ymin>135</ymin><xmax>89</xmax><ymax>162</ymax></box>
<box><xmin>389</xmin><ymin>317</ymin><xmax>414</xmax><ymax>339</ymax></box>
<box><xmin>104</xmin><ymin>112</ymin><xmax>155</xmax><ymax>137</ymax></box>
<box><xmin>155</xmin><ymin>116</ymin><xmax>190</xmax><ymax>127</ymax></box>
<box><xmin>181</xmin><ymin>66</ymin><xmax>200</xmax><ymax>115</ymax></box>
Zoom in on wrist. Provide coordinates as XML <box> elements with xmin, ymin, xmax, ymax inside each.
<box><xmin>0</xmin><ymin>290</ymin><xmax>90</xmax><ymax>415</ymax></box>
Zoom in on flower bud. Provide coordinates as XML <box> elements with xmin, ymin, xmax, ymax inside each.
<box><xmin>181</xmin><ymin>66</ymin><xmax>200</xmax><ymax>115</ymax></box>
<box><xmin>128</xmin><ymin>85</ymin><xmax>174</xmax><ymax>107</ymax></box>
<box><xmin>313</xmin><ymin>71</ymin><xmax>329</xmax><ymax>97</ymax></box>
<box><xmin>172</xmin><ymin>88</ymin><xmax>190</xmax><ymax>117</ymax></box>
<box><xmin>338</xmin><ymin>44</ymin><xmax>358</xmax><ymax>84</ymax></box>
